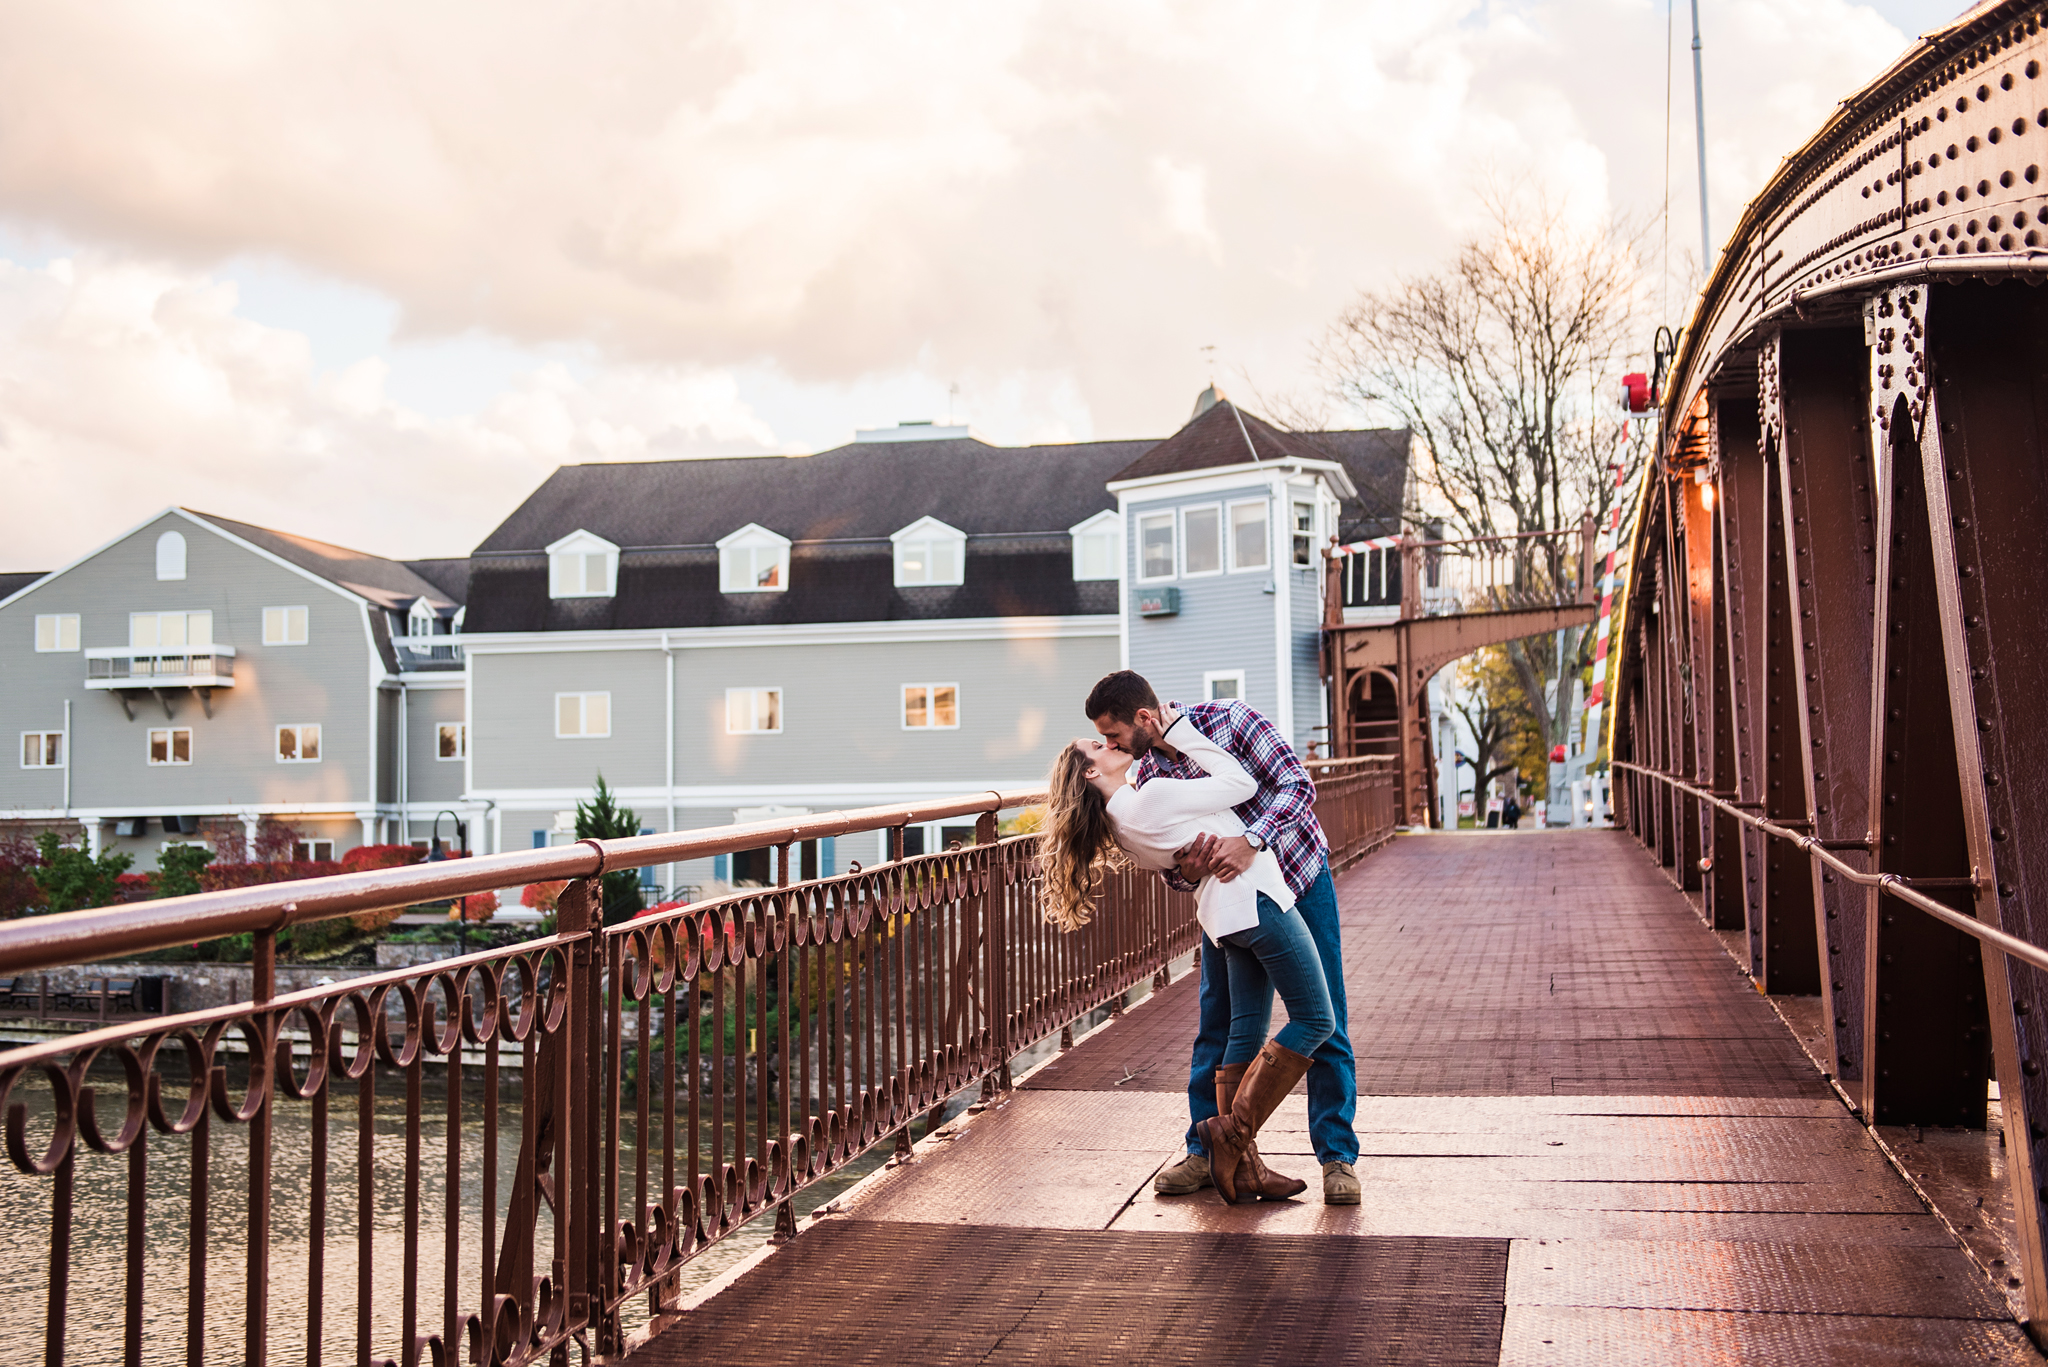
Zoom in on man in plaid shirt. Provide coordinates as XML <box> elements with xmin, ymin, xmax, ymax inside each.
<box><xmin>1087</xmin><ymin>670</ymin><xmax>1361</xmax><ymax>1205</ymax></box>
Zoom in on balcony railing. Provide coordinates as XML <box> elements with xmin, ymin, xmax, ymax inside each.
<box><xmin>83</xmin><ymin>645</ymin><xmax>237</xmax><ymax>689</ymax></box>
<box><xmin>1331</xmin><ymin>522</ymin><xmax>1599</xmax><ymax>622</ymax></box>
<box><xmin>392</xmin><ymin>634</ymin><xmax>464</xmax><ymax>666</ymax></box>
<box><xmin>0</xmin><ymin>759</ymin><xmax>1397</xmax><ymax>1366</ymax></box>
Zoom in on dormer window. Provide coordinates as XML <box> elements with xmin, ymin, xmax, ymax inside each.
<box><xmin>891</xmin><ymin>516</ymin><xmax>966</xmax><ymax>587</ymax></box>
<box><xmin>718</xmin><ymin>524</ymin><xmax>790</xmax><ymax>593</ymax></box>
<box><xmin>547</xmin><ymin>530</ymin><xmax>619</xmax><ymax>599</ymax></box>
<box><xmin>408</xmin><ymin>598</ymin><xmax>438</xmax><ymax>637</ymax></box>
<box><xmin>1069</xmin><ymin>511</ymin><xmax>1122</xmax><ymax>581</ymax></box>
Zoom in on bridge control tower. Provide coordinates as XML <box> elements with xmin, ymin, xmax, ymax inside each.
<box><xmin>1105</xmin><ymin>392</ymin><xmax>1355</xmax><ymax>755</ymax></box>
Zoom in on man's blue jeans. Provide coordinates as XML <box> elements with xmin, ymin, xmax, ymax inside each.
<box><xmin>1184</xmin><ymin>861</ymin><xmax>1358</xmax><ymax>1164</ymax></box>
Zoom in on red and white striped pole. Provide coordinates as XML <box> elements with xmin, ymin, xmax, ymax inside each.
<box><xmin>1581</xmin><ymin>454</ymin><xmax>1631</xmax><ymax>758</ymax></box>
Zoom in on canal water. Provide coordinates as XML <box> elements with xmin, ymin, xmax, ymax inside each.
<box><xmin>0</xmin><ymin>1065</ymin><xmax>899</xmax><ymax>1365</ymax></box>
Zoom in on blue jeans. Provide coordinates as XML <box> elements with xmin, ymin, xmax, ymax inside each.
<box><xmin>1216</xmin><ymin>895</ymin><xmax>1334</xmax><ymax>1063</ymax></box>
<box><xmin>1185</xmin><ymin>861</ymin><xmax>1358</xmax><ymax>1164</ymax></box>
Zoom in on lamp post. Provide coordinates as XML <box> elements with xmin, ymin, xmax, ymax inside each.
<box><xmin>428</xmin><ymin>809</ymin><xmax>469</xmax><ymax>956</ymax></box>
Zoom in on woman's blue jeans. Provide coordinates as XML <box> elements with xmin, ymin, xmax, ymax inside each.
<box><xmin>1215</xmin><ymin>893</ymin><xmax>1335</xmax><ymax>1064</ymax></box>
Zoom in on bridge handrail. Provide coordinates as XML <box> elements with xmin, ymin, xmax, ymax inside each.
<box><xmin>0</xmin><ymin>788</ymin><xmax>1043</xmax><ymax>978</ymax></box>
<box><xmin>0</xmin><ymin>763</ymin><xmax>1401</xmax><ymax>1365</ymax></box>
<box><xmin>1613</xmin><ymin>761</ymin><xmax>2048</xmax><ymax>974</ymax></box>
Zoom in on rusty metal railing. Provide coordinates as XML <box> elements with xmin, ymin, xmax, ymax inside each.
<box><xmin>1411</xmin><ymin>526</ymin><xmax>1597</xmax><ymax>619</ymax></box>
<box><xmin>0</xmin><ymin>766</ymin><xmax>1394</xmax><ymax>1366</ymax></box>
<box><xmin>1613</xmin><ymin>761</ymin><xmax>2048</xmax><ymax>974</ymax></box>
<box><xmin>1334</xmin><ymin>524</ymin><xmax>1598</xmax><ymax>621</ymax></box>
<box><xmin>1307</xmin><ymin>756</ymin><xmax>1401</xmax><ymax>868</ymax></box>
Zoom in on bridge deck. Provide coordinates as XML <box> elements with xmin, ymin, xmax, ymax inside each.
<box><xmin>639</xmin><ymin>832</ymin><xmax>2038</xmax><ymax>1365</ymax></box>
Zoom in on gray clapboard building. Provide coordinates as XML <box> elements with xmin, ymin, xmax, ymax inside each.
<box><xmin>1</xmin><ymin>397</ymin><xmax>1407</xmax><ymax>896</ymax></box>
<box><xmin>0</xmin><ymin>509</ymin><xmax>469</xmax><ymax>871</ymax></box>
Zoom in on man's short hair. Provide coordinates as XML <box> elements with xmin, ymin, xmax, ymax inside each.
<box><xmin>1086</xmin><ymin>670</ymin><xmax>1160</xmax><ymax>723</ymax></box>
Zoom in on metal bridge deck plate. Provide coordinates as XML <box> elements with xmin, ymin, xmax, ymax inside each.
<box><xmin>644</xmin><ymin>1220</ymin><xmax>1509</xmax><ymax>1366</ymax></box>
<box><xmin>635</xmin><ymin>832</ymin><xmax>2038</xmax><ymax>1364</ymax></box>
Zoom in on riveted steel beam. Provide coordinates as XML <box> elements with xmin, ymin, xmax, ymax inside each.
<box><xmin>1915</xmin><ymin>278</ymin><xmax>2048</xmax><ymax>1323</ymax></box>
<box><xmin>1717</xmin><ymin>391</ymin><xmax>1771</xmax><ymax>972</ymax></box>
<box><xmin>1760</xmin><ymin>343</ymin><xmax>1822</xmax><ymax>996</ymax></box>
<box><xmin>1680</xmin><ymin>461</ymin><xmax>1716</xmax><ymax>898</ymax></box>
<box><xmin>1775</xmin><ymin>325</ymin><xmax>1880</xmax><ymax>1084</ymax></box>
<box><xmin>1707</xmin><ymin>482</ymin><xmax>1746</xmax><ymax>931</ymax></box>
<box><xmin>1863</xmin><ymin>315</ymin><xmax>1989</xmax><ymax>1132</ymax></box>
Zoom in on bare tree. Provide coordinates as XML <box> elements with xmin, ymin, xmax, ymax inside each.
<box><xmin>1319</xmin><ymin>188</ymin><xmax>1650</xmax><ymax>756</ymax></box>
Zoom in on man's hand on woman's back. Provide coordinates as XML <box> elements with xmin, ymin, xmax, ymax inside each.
<box><xmin>1175</xmin><ymin>831</ymin><xmax>1254</xmax><ymax>884</ymax></box>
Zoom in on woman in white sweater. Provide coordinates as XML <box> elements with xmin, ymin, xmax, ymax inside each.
<box><xmin>1039</xmin><ymin>708</ymin><xmax>1334</xmax><ymax>1203</ymax></box>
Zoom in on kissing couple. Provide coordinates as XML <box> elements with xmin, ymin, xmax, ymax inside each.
<box><xmin>1038</xmin><ymin>670</ymin><xmax>1361</xmax><ymax>1205</ymax></box>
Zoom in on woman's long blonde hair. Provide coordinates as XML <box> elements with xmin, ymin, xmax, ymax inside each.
<box><xmin>1038</xmin><ymin>745</ymin><xmax>1124</xmax><ymax>932</ymax></box>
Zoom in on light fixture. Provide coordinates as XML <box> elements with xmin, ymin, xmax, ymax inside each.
<box><xmin>1699</xmin><ymin>482</ymin><xmax>1716</xmax><ymax>512</ymax></box>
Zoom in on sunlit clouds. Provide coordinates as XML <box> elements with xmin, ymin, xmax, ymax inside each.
<box><xmin>0</xmin><ymin>0</ymin><xmax>1933</xmax><ymax>564</ymax></box>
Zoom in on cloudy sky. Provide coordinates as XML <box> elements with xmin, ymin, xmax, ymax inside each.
<box><xmin>0</xmin><ymin>0</ymin><xmax>1967</xmax><ymax>569</ymax></box>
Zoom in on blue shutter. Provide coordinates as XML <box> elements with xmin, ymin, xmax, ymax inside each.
<box><xmin>639</xmin><ymin>829</ymin><xmax>656</xmax><ymax>888</ymax></box>
<box><xmin>532</xmin><ymin>831</ymin><xmax>546</xmax><ymax>849</ymax></box>
<box><xmin>822</xmin><ymin>836</ymin><xmax>836</xmax><ymax>878</ymax></box>
<box><xmin>713</xmin><ymin>854</ymin><xmax>728</xmax><ymax>882</ymax></box>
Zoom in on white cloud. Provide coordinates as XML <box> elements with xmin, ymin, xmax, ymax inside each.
<box><xmin>0</xmin><ymin>0</ymin><xmax>1932</xmax><ymax>562</ymax></box>
<box><xmin>0</xmin><ymin>255</ymin><xmax>778</xmax><ymax>565</ymax></box>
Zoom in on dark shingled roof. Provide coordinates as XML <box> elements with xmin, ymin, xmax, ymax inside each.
<box><xmin>1108</xmin><ymin>401</ymin><xmax>1351</xmax><ymax>483</ymax></box>
<box><xmin>473</xmin><ymin>438</ymin><xmax>1155</xmax><ymax>552</ymax></box>
<box><xmin>1108</xmin><ymin>401</ymin><xmax>1409</xmax><ymax>542</ymax></box>
<box><xmin>193</xmin><ymin>513</ymin><xmax>459</xmax><ymax>611</ymax></box>
<box><xmin>404</xmin><ymin>557</ymin><xmax>472</xmax><ymax>604</ymax></box>
<box><xmin>461</xmin><ymin>417</ymin><xmax>1409</xmax><ymax>633</ymax></box>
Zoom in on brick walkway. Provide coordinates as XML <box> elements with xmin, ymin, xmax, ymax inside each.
<box><xmin>638</xmin><ymin>831</ymin><xmax>2038</xmax><ymax>1365</ymax></box>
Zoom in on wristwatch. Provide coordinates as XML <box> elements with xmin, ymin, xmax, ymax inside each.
<box><xmin>1244</xmin><ymin>831</ymin><xmax>1268</xmax><ymax>852</ymax></box>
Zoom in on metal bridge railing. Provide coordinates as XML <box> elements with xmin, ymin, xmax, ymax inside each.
<box><xmin>1613</xmin><ymin>761</ymin><xmax>2048</xmax><ymax>974</ymax></box>
<box><xmin>1336</xmin><ymin>524</ymin><xmax>1598</xmax><ymax>619</ymax></box>
<box><xmin>0</xmin><ymin>759</ymin><xmax>1397</xmax><ymax>1366</ymax></box>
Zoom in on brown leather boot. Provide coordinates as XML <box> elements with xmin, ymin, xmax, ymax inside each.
<box><xmin>1215</xmin><ymin>1060</ymin><xmax>1306</xmax><ymax>1202</ymax></box>
<box><xmin>1197</xmin><ymin>1041</ymin><xmax>1314</xmax><ymax>1204</ymax></box>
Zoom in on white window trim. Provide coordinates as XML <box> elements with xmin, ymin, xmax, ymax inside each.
<box><xmin>725</xmin><ymin>686</ymin><xmax>784</xmax><ymax>734</ymax></box>
<box><xmin>1179</xmin><ymin>503</ymin><xmax>1225</xmax><ymax>579</ymax></box>
<box><xmin>1068</xmin><ymin>511</ymin><xmax>1122</xmax><ymax>582</ymax></box>
<box><xmin>901</xmin><ymin>682</ymin><xmax>961</xmax><ymax>730</ymax></box>
<box><xmin>155</xmin><ymin>530</ymin><xmax>187</xmax><ymax>582</ymax></box>
<box><xmin>436</xmin><ymin>722</ymin><xmax>468</xmax><ymax>760</ymax></box>
<box><xmin>276</xmin><ymin>723</ymin><xmax>323</xmax><ymax>764</ymax></box>
<box><xmin>716</xmin><ymin>523</ymin><xmax>792</xmax><ymax>595</ymax></box>
<box><xmin>262</xmin><ymin>605</ymin><xmax>310</xmax><ymax>646</ymax></box>
<box><xmin>129</xmin><ymin>610</ymin><xmax>215</xmax><ymax>650</ymax></box>
<box><xmin>20</xmin><ymin>731</ymin><xmax>64</xmax><ymax>768</ymax></box>
<box><xmin>1135</xmin><ymin>511</ymin><xmax>1178</xmax><ymax>584</ymax></box>
<box><xmin>1227</xmin><ymin>498</ymin><xmax>1271</xmax><ymax>574</ymax></box>
<box><xmin>1291</xmin><ymin>496</ymin><xmax>1319</xmax><ymax>568</ymax></box>
<box><xmin>294</xmin><ymin>839</ymin><xmax>336</xmax><ymax>862</ymax></box>
<box><xmin>545</xmin><ymin>529</ymin><xmax>621</xmax><ymax>600</ymax></box>
<box><xmin>555</xmin><ymin>692</ymin><xmax>613</xmax><ymax>739</ymax></box>
<box><xmin>1202</xmin><ymin>669</ymin><xmax>1248</xmax><ymax>704</ymax></box>
<box><xmin>34</xmin><ymin>613</ymin><xmax>80</xmax><ymax>653</ymax></box>
<box><xmin>147</xmin><ymin>727</ymin><xmax>193</xmax><ymax>766</ymax></box>
<box><xmin>889</xmin><ymin>516</ymin><xmax>968</xmax><ymax>588</ymax></box>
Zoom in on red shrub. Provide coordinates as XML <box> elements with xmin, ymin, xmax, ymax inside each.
<box><xmin>342</xmin><ymin>844</ymin><xmax>424</xmax><ymax>872</ymax></box>
<box><xmin>113</xmin><ymin>872</ymin><xmax>159</xmax><ymax>903</ymax></box>
<box><xmin>197</xmin><ymin>860</ymin><xmax>344</xmax><ymax>892</ymax></box>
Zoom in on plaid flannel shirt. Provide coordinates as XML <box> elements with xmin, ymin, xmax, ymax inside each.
<box><xmin>1131</xmin><ymin>700</ymin><xmax>1329</xmax><ymax>900</ymax></box>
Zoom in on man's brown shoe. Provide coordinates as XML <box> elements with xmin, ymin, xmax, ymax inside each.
<box><xmin>1322</xmin><ymin>1160</ymin><xmax>1362</xmax><ymax>1205</ymax></box>
<box><xmin>1154</xmin><ymin>1151</ymin><xmax>1211</xmax><ymax>1195</ymax></box>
